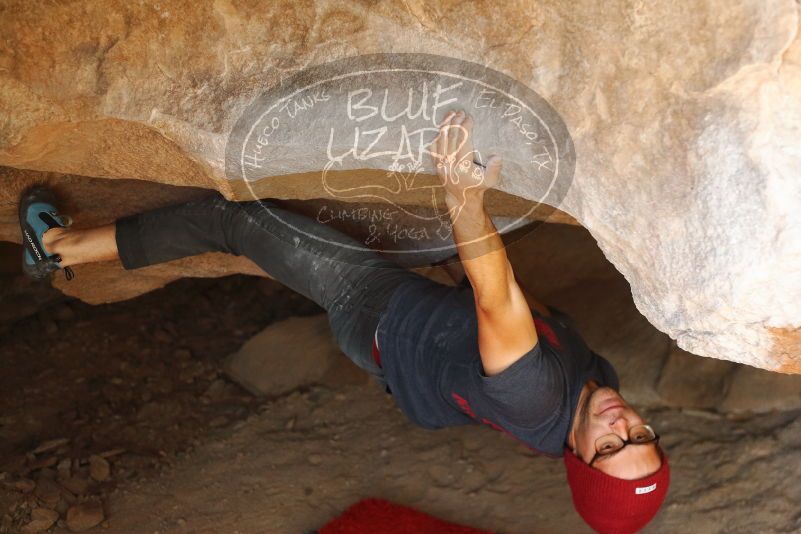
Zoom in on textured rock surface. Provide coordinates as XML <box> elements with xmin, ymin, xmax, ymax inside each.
<box><xmin>0</xmin><ymin>0</ymin><xmax>799</xmax><ymax>371</ymax></box>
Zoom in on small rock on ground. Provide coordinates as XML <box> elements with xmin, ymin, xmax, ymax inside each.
<box><xmin>21</xmin><ymin>508</ymin><xmax>59</xmax><ymax>533</ymax></box>
<box><xmin>65</xmin><ymin>501</ymin><xmax>104</xmax><ymax>532</ymax></box>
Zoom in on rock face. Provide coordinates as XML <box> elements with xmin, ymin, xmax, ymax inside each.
<box><xmin>0</xmin><ymin>0</ymin><xmax>799</xmax><ymax>371</ymax></box>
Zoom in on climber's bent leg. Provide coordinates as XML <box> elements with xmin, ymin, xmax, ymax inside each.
<box><xmin>114</xmin><ymin>192</ymin><xmax>427</xmax><ymax>384</ymax></box>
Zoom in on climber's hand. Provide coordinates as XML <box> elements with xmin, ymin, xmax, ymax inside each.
<box><xmin>430</xmin><ymin>109</ymin><xmax>503</xmax><ymax>206</ymax></box>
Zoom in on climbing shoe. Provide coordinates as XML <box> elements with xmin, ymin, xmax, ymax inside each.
<box><xmin>18</xmin><ymin>184</ymin><xmax>75</xmax><ymax>281</ymax></box>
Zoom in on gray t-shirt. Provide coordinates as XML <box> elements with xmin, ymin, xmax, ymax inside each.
<box><xmin>376</xmin><ymin>276</ymin><xmax>619</xmax><ymax>457</ymax></box>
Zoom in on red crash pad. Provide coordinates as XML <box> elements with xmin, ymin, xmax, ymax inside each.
<box><xmin>320</xmin><ymin>498</ymin><xmax>494</xmax><ymax>534</ymax></box>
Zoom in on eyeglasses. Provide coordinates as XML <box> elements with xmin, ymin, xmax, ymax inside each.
<box><xmin>589</xmin><ymin>424</ymin><xmax>660</xmax><ymax>467</ymax></box>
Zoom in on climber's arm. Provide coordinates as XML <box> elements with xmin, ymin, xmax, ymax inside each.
<box><xmin>447</xmin><ymin>194</ymin><xmax>539</xmax><ymax>375</ymax></box>
<box><xmin>436</xmin><ymin>259</ymin><xmax>552</xmax><ymax>318</ymax></box>
<box><xmin>432</xmin><ymin>109</ymin><xmax>538</xmax><ymax>376</ymax></box>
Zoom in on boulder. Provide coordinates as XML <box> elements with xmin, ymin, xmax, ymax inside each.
<box><xmin>223</xmin><ymin>314</ymin><xmax>345</xmax><ymax>396</ymax></box>
<box><xmin>0</xmin><ymin>0</ymin><xmax>798</xmax><ymax>371</ymax></box>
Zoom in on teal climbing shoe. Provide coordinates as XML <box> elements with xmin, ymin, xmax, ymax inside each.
<box><xmin>18</xmin><ymin>184</ymin><xmax>75</xmax><ymax>281</ymax></box>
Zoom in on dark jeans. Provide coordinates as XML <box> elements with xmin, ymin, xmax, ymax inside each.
<box><xmin>114</xmin><ymin>192</ymin><xmax>428</xmax><ymax>387</ymax></box>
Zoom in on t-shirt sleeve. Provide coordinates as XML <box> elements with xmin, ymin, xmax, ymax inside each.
<box><xmin>474</xmin><ymin>342</ymin><xmax>564</xmax><ymax>427</ymax></box>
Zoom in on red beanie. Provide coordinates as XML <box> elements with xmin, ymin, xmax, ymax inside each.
<box><xmin>563</xmin><ymin>447</ymin><xmax>670</xmax><ymax>534</ymax></box>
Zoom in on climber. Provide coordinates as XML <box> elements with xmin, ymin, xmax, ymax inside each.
<box><xmin>19</xmin><ymin>109</ymin><xmax>669</xmax><ymax>534</ymax></box>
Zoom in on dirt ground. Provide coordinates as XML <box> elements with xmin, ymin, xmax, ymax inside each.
<box><xmin>2</xmin><ymin>247</ymin><xmax>801</xmax><ymax>533</ymax></box>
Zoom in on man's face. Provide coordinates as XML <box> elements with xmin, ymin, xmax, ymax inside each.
<box><xmin>573</xmin><ymin>385</ymin><xmax>662</xmax><ymax>480</ymax></box>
